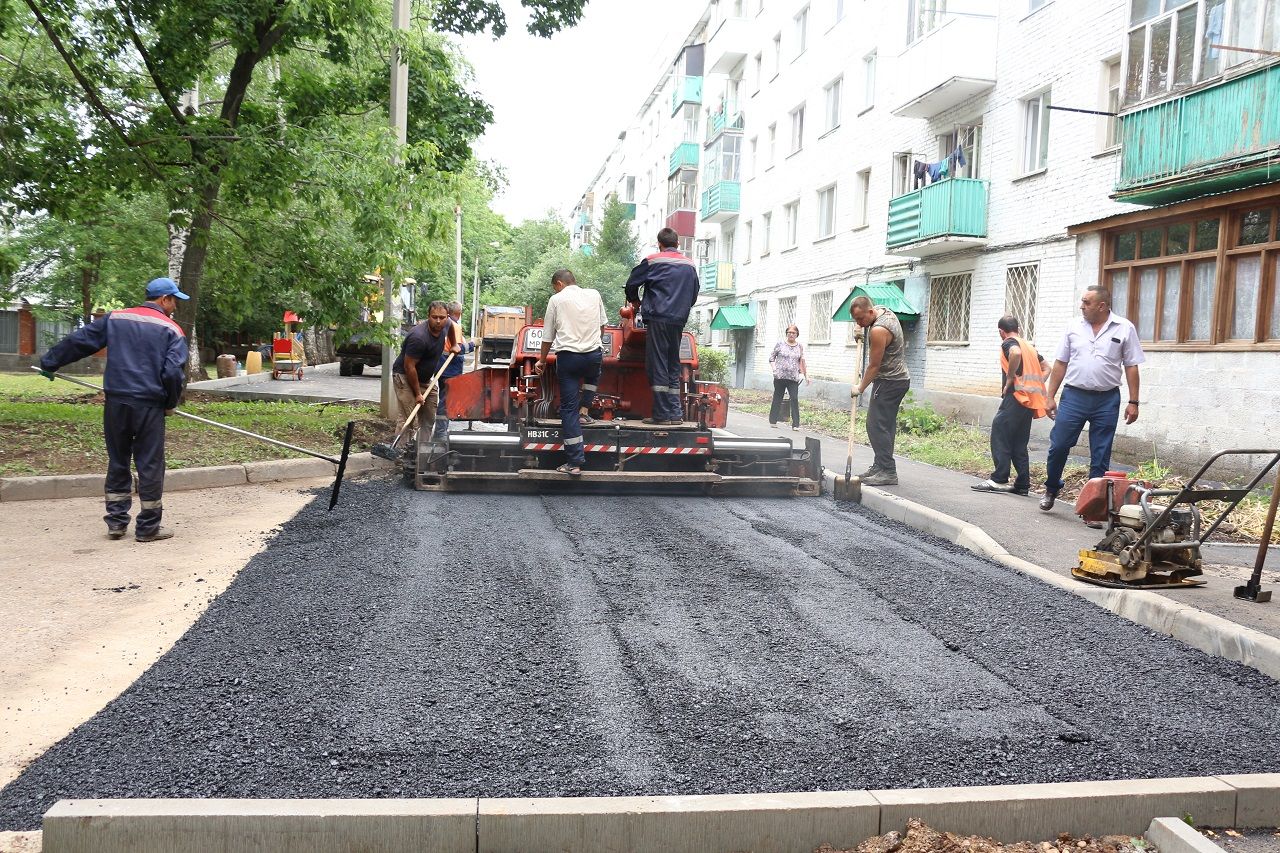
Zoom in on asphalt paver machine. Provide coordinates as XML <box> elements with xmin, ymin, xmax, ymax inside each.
<box><xmin>1072</xmin><ymin>449</ymin><xmax>1280</xmax><ymax>590</ymax></box>
<box><xmin>404</xmin><ymin>309</ymin><xmax>822</xmax><ymax>496</ymax></box>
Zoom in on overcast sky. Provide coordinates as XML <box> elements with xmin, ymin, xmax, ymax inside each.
<box><xmin>458</xmin><ymin>0</ymin><xmax>703</xmax><ymax>226</ymax></box>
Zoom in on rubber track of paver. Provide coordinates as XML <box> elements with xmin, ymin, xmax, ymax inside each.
<box><xmin>3</xmin><ymin>477</ymin><xmax>1279</xmax><ymax>829</ymax></box>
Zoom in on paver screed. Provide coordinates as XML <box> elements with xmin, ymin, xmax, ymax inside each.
<box><xmin>2</xmin><ymin>477</ymin><xmax>1279</xmax><ymax>830</ymax></box>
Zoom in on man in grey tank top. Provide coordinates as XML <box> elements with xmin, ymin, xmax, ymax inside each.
<box><xmin>850</xmin><ymin>296</ymin><xmax>911</xmax><ymax>486</ymax></box>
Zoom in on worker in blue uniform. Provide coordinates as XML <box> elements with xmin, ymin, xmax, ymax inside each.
<box><xmin>39</xmin><ymin>277</ymin><xmax>190</xmax><ymax>542</ymax></box>
<box><xmin>624</xmin><ymin>227</ymin><xmax>700</xmax><ymax>425</ymax></box>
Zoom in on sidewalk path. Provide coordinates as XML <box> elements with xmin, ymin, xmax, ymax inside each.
<box><xmin>725</xmin><ymin>408</ymin><xmax>1280</xmax><ymax>643</ymax></box>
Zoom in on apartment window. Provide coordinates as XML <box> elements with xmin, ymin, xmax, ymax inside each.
<box><xmin>681</xmin><ymin>103</ymin><xmax>701</xmax><ymax>143</ymax></box>
<box><xmin>767</xmin><ymin>123</ymin><xmax>777</xmax><ymax>167</ymax></box>
<box><xmin>1029</xmin><ymin>0</ymin><xmax>1050</xmax><ymax>9</ymax></box>
<box><xmin>891</xmin><ymin>152</ymin><xmax>912</xmax><ymax>197</ymax></box>
<box><xmin>928</xmin><ymin>273</ymin><xmax>972</xmax><ymax>343</ymax></box>
<box><xmin>753</xmin><ymin>53</ymin><xmax>763</xmax><ymax>92</ymax></box>
<box><xmin>667</xmin><ymin>168</ymin><xmax>698</xmax><ymax>214</ymax></box>
<box><xmin>679</xmin><ymin>236</ymin><xmax>695</xmax><ymax>257</ymax></box>
<box><xmin>789</xmin><ymin>104</ymin><xmax>806</xmax><ymax>154</ymax></box>
<box><xmin>794</xmin><ymin>7</ymin><xmax>809</xmax><ymax>56</ymax></box>
<box><xmin>854</xmin><ymin>169</ymin><xmax>871</xmax><ymax>227</ymax></box>
<box><xmin>1105</xmin><ymin>208</ymin><xmax>1280</xmax><ymax>345</ymax></box>
<box><xmin>1005</xmin><ymin>264</ymin><xmax>1040</xmax><ymax>342</ymax></box>
<box><xmin>772</xmin><ymin>33</ymin><xmax>782</xmax><ymax>77</ymax></box>
<box><xmin>823</xmin><ymin>77</ymin><xmax>842</xmax><ymax>133</ymax></box>
<box><xmin>745</xmin><ymin>220</ymin><xmax>754</xmax><ymax>263</ymax></box>
<box><xmin>810</xmin><ymin>291</ymin><xmax>833</xmax><ymax>343</ymax></box>
<box><xmin>722</xmin><ymin>227</ymin><xmax>736</xmax><ymax>264</ymax></box>
<box><xmin>937</xmin><ymin>124</ymin><xmax>981</xmax><ymax>179</ymax></box>
<box><xmin>704</xmin><ymin>134</ymin><xmax>742</xmax><ymax>185</ymax></box>
<box><xmin>835</xmin><ymin>0</ymin><xmax>846</xmax><ymax>22</ymax></box>
<box><xmin>1100</xmin><ymin>59</ymin><xmax>1122</xmax><ymax>150</ymax></box>
<box><xmin>748</xmin><ymin>137</ymin><xmax>758</xmax><ymax>180</ymax></box>
<box><xmin>756</xmin><ymin>300</ymin><xmax>769</xmax><ymax>345</ymax></box>
<box><xmin>779</xmin><ymin>296</ymin><xmax>797</xmax><ymax>332</ymax></box>
<box><xmin>907</xmin><ymin>0</ymin><xmax>946</xmax><ymax>43</ymax></box>
<box><xmin>761</xmin><ymin>211</ymin><xmax>773</xmax><ymax>255</ymax></box>
<box><xmin>862</xmin><ymin>52</ymin><xmax>877</xmax><ymax>111</ymax></box>
<box><xmin>1021</xmin><ymin>91</ymin><xmax>1051</xmax><ymax>174</ymax></box>
<box><xmin>784</xmin><ymin>199</ymin><xmax>800</xmax><ymax>248</ymax></box>
<box><xmin>622</xmin><ymin>176</ymin><xmax>636</xmax><ymax>203</ymax></box>
<box><xmin>817</xmin><ymin>185</ymin><xmax>837</xmax><ymax>238</ymax></box>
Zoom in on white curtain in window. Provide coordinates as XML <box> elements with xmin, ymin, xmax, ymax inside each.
<box><xmin>1159</xmin><ymin>264</ymin><xmax>1181</xmax><ymax>341</ymax></box>
<box><xmin>1109</xmin><ymin>269</ymin><xmax>1130</xmax><ymax>319</ymax></box>
<box><xmin>1232</xmin><ymin>255</ymin><xmax>1261</xmax><ymax>340</ymax></box>
<box><xmin>1271</xmin><ymin>257</ymin><xmax>1280</xmax><ymax>340</ymax></box>
<box><xmin>1189</xmin><ymin>260</ymin><xmax>1216</xmax><ymax>341</ymax></box>
<box><xmin>1137</xmin><ymin>267</ymin><xmax>1158</xmax><ymax>340</ymax></box>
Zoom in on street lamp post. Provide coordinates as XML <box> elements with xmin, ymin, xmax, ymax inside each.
<box><xmin>381</xmin><ymin>0</ymin><xmax>410</xmax><ymax>419</ymax></box>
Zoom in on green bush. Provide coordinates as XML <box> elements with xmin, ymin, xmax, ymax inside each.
<box><xmin>697</xmin><ymin>347</ymin><xmax>729</xmax><ymax>384</ymax></box>
<box><xmin>896</xmin><ymin>392</ymin><xmax>947</xmax><ymax>436</ymax></box>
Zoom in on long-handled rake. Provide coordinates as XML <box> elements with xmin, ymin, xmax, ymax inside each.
<box><xmin>370</xmin><ymin>350</ymin><xmax>455</xmax><ymax>463</ymax></box>
<box><xmin>34</xmin><ymin>367</ymin><xmax>356</xmax><ymax>510</ymax></box>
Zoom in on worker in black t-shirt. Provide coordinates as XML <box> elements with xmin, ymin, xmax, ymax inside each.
<box><xmin>391</xmin><ymin>300</ymin><xmax>460</xmax><ymax>445</ymax></box>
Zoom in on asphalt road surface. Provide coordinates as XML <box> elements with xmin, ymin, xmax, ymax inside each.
<box><xmin>3</xmin><ymin>477</ymin><xmax>1279</xmax><ymax>829</ymax></box>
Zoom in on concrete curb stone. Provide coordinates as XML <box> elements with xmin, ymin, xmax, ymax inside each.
<box><xmin>1218</xmin><ymin>773</ymin><xmax>1280</xmax><ymax>826</ymax></box>
<box><xmin>244</xmin><ymin>457</ymin><xmax>337</xmax><ymax>483</ymax></box>
<box><xmin>820</xmin><ymin>469</ymin><xmax>1280</xmax><ymax>682</ymax></box>
<box><xmin>1145</xmin><ymin>817</ymin><xmax>1223</xmax><ymax>853</ymax></box>
<box><xmin>165</xmin><ymin>464</ymin><xmax>248</xmax><ymax>491</ymax></box>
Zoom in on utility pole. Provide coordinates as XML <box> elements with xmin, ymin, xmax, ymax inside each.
<box><xmin>455</xmin><ymin>205</ymin><xmax>464</xmax><ymax>305</ymax></box>
<box><xmin>470</xmin><ymin>255</ymin><xmax>480</xmax><ymax>339</ymax></box>
<box><xmin>381</xmin><ymin>0</ymin><xmax>409</xmax><ymax>419</ymax></box>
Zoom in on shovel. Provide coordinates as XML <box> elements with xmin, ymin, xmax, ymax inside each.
<box><xmin>370</xmin><ymin>350</ymin><xmax>455</xmax><ymax>463</ymax></box>
<box><xmin>34</xmin><ymin>367</ymin><xmax>356</xmax><ymax>510</ymax></box>
<box><xmin>833</xmin><ymin>338</ymin><xmax>865</xmax><ymax>502</ymax></box>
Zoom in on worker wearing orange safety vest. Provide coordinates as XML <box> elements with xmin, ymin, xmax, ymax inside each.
<box><xmin>971</xmin><ymin>315</ymin><xmax>1048</xmax><ymax>496</ymax></box>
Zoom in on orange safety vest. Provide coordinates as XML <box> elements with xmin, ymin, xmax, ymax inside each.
<box><xmin>1000</xmin><ymin>335</ymin><xmax>1049</xmax><ymax>418</ymax></box>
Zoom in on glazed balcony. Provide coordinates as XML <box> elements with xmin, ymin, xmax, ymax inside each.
<box><xmin>886</xmin><ymin>178</ymin><xmax>989</xmax><ymax>257</ymax></box>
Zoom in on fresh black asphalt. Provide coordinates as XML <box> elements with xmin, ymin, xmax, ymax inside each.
<box><xmin>3</xmin><ymin>476</ymin><xmax>1279</xmax><ymax>829</ymax></box>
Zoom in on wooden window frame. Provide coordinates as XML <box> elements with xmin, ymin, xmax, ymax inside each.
<box><xmin>1099</xmin><ymin>201</ymin><xmax>1280</xmax><ymax>351</ymax></box>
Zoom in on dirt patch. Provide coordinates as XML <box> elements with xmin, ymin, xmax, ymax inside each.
<box><xmin>823</xmin><ymin>819</ymin><xmax>1147</xmax><ymax>853</ymax></box>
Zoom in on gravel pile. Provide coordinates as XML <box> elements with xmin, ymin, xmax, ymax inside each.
<box><xmin>3</xmin><ymin>477</ymin><xmax>1279</xmax><ymax>830</ymax></box>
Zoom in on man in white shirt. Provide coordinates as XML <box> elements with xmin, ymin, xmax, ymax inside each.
<box><xmin>535</xmin><ymin>269</ymin><xmax>609</xmax><ymax>476</ymax></box>
<box><xmin>1040</xmin><ymin>284</ymin><xmax>1145</xmax><ymax>511</ymax></box>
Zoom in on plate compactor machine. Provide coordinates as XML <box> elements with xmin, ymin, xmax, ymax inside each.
<box><xmin>1072</xmin><ymin>448</ymin><xmax>1280</xmax><ymax>590</ymax></box>
<box><xmin>400</xmin><ymin>311</ymin><xmax>822</xmax><ymax>496</ymax></box>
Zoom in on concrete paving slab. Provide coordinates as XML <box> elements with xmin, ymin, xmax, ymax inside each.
<box><xmin>478</xmin><ymin>792</ymin><xmax>879</xmax><ymax>853</ymax></box>
<box><xmin>1218</xmin><ymin>775</ymin><xmax>1280</xmax><ymax>826</ymax></box>
<box><xmin>872</xmin><ymin>777</ymin><xmax>1236</xmax><ymax>841</ymax></box>
<box><xmin>190</xmin><ymin>362</ymin><xmax>384</xmax><ymax>404</ymax></box>
<box><xmin>1148</xmin><ymin>817</ymin><xmax>1225</xmax><ymax>853</ymax></box>
<box><xmin>42</xmin><ymin>798</ymin><xmax>477</xmax><ymax>853</ymax></box>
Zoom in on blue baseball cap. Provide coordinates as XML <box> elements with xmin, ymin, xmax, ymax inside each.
<box><xmin>146</xmin><ymin>277</ymin><xmax>190</xmax><ymax>300</ymax></box>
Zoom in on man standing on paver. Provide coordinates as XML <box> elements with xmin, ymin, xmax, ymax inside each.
<box><xmin>624</xmin><ymin>227</ymin><xmax>700</xmax><ymax>425</ymax></box>
<box><xmin>535</xmin><ymin>269</ymin><xmax>608</xmax><ymax>476</ymax></box>
<box><xmin>392</xmin><ymin>301</ymin><xmax>460</xmax><ymax>454</ymax></box>
<box><xmin>1040</xmin><ymin>284</ymin><xmax>1145</xmax><ymax>512</ymax></box>
<box><xmin>971</xmin><ymin>315</ymin><xmax>1048</xmax><ymax>497</ymax></box>
<box><xmin>849</xmin><ymin>296</ymin><xmax>910</xmax><ymax>486</ymax></box>
<box><xmin>432</xmin><ymin>301</ymin><xmax>475</xmax><ymax>441</ymax></box>
<box><xmin>39</xmin><ymin>277</ymin><xmax>189</xmax><ymax>542</ymax></box>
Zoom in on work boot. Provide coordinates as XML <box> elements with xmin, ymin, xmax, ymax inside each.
<box><xmin>136</xmin><ymin>527</ymin><xmax>175</xmax><ymax>543</ymax></box>
<box><xmin>1039</xmin><ymin>491</ymin><xmax>1058</xmax><ymax>511</ymax></box>
<box><xmin>107</xmin><ymin>526</ymin><xmax>128</xmax><ymax>540</ymax></box>
<box><xmin>861</xmin><ymin>470</ymin><xmax>898</xmax><ymax>486</ymax></box>
<box><xmin>857</xmin><ymin>466</ymin><xmax>881</xmax><ymax>479</ymax></box>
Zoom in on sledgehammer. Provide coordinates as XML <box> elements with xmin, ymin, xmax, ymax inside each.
<box><xmin>33</xmin><ymin>367</ymin><xmax>356</xmax><ymax>510</ymax></box>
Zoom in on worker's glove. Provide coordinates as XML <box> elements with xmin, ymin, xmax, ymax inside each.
<box><xmin>39</xmin><ymin>368</ymin><xmax>55</xmax><ymax>381</ymax></box>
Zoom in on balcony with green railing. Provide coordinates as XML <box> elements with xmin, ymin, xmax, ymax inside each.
<box><xmin>1115</xmin><ymin>62</ymin><xmax>1280</xmax><ymax>205</ymax></box>
<box><xmin>671</xmin><ymin>75</ymin><xmax>703</xmax><ymax>115</ymax></box>
<box><xmin>706</xmin><ymin>102</ymin><xmax>744</xmax><ymax>142</ymax></box>
<box><xmin>700</xmin><ymin>262</ymin><xmax>735</xmax><ymax>294</ymax></box>
<box><xmin>885</xmin><ymin>178</ymin><xmax>989</xmax><ymax>257</ymax></box>
<box><xmin>669</xmin><ymin>142</ymin><xmax>699</xmax><ymax>176</ymax></box>
<box><xmin>700</xmin><ymin>181</ymin><xmax>740</xmax><ymax>223</ymax></box>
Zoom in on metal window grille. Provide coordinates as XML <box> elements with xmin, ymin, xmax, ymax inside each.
<box><xmin>928</xmin><ymin>273</ymin><xmax>972</xmax><ymax>343</ymax></box>
<box><xmin>756</xmin><ymin>301</ymin><xmax>769</xmax><ymax>346</ymax></box>
<box><xmin>779</xmin><ymin>296</ymin><xmax>797</xmax><ymax>333</ymax></box>
<box><xmin>810</xmin><ymin>292</ymin><xmax>832</xmax><ymax>343</ymax></box>
<box><xmin>1005</xmin><ymin>263</ymin><xmax>1039</xmax><ymax>342</ymax></box>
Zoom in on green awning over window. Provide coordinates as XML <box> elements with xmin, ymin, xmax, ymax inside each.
<box><xmin>832</xmin><ymin>281</ymin><xmax>919</xmax><ymax>322</ymax></box>
<box><xmin>710</xmin><ymin>305</ymin><xmax>756</xmax><ymax>330</ymax></box>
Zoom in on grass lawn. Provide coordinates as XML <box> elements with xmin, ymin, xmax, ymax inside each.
<box><xmin>0</xmin><ymin>372</ymin><xmax>392</xmax><ymax>476</ymax></box>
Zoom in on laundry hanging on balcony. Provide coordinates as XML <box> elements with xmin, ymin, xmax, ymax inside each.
<box><xmin>913</xmin><ymin>145</ymin><xmax>968</xmax><ymax>189</ymax></box>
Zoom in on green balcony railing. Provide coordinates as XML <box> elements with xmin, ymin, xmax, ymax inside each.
<box><xmin>620</xmin><ymin>203</ymin><xmax>636</xmax><ymax>220</ymax></box>
<box><xmin>700</xmin><ymin>262</ymin><xmax>735</xmax><ymax>293</ymax></box>
<box><xmin>669</xmin><ymin>142</ymin><xmax>699</xmax><ymax>176</ymax></box>
<box><xmin>671</xmin><ymin>76</ymin><xmax>703</xmax><ymax>115</ymax></box>
<box><xmin>886</xmin><ymin>178</ymin><xmax>989</xmax><ymax>250</ymax></box>
<box><xmin>700</xmin><ymin>181</ymin><xmax>741</xmax><ymax>221</ymax></box>
<box><xmin>706</xmin><ymin>103</ymin><xmax>744</xmax><ymax>141</ymax></box>
<box><xmin>1116</xmin><ymin>63</ymin><xmax>1280</xmax><ymax>205</ymax></box>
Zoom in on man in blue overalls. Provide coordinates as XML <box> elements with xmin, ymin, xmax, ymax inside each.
<box><xmin>40</xmin><ymin>278</ymin><xmax>190</xmax><ymax>541</ymax></box>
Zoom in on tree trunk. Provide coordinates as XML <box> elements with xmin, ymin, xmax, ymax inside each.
<box><xmin>302</xmin><ymin>326</ymin><xmax>319</xmax><ymax>366</ymax></box>
<box><xmin>79</xmin><ymin>256</ymin><xmax>99</xmax><ymax>324</ymax></box>
<box><xmin>167</xmin><ymin>217</ymin><xmax>189</xmax><ymax>281</ymax></box>
<box><xmin>174</xmin><ymin>181</ymin><xmax>219</xmax><ymax>383</ymax></box>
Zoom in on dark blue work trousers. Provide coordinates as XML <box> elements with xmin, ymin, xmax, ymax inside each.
<box><xmin>556</xmin><ymin>348</ymin><xmax>603</xmax><ymax>466</ymax></box>
<box><xmin>989</xmin><ymin>393</ymin><xmax>1034</xmax><ymax>491</ymax></box>
<box><xmin>644</xmin><ymin>320</ymin><xmax>684</xmax><ymax>421</ymax></box>
<box><xmin>1044</xmin><ymin>385</ymin><xmax>1121</xmax><ymax>494</ymax></box>
<box><xmin>433</xmin><ymin>377</ymin><xmax>451</xmax><ymax>440</ymax></box>
<box><xmin>103</xmin><ymin>396</ymin><xmax>167</xmax><ymax>536</ymax></box>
